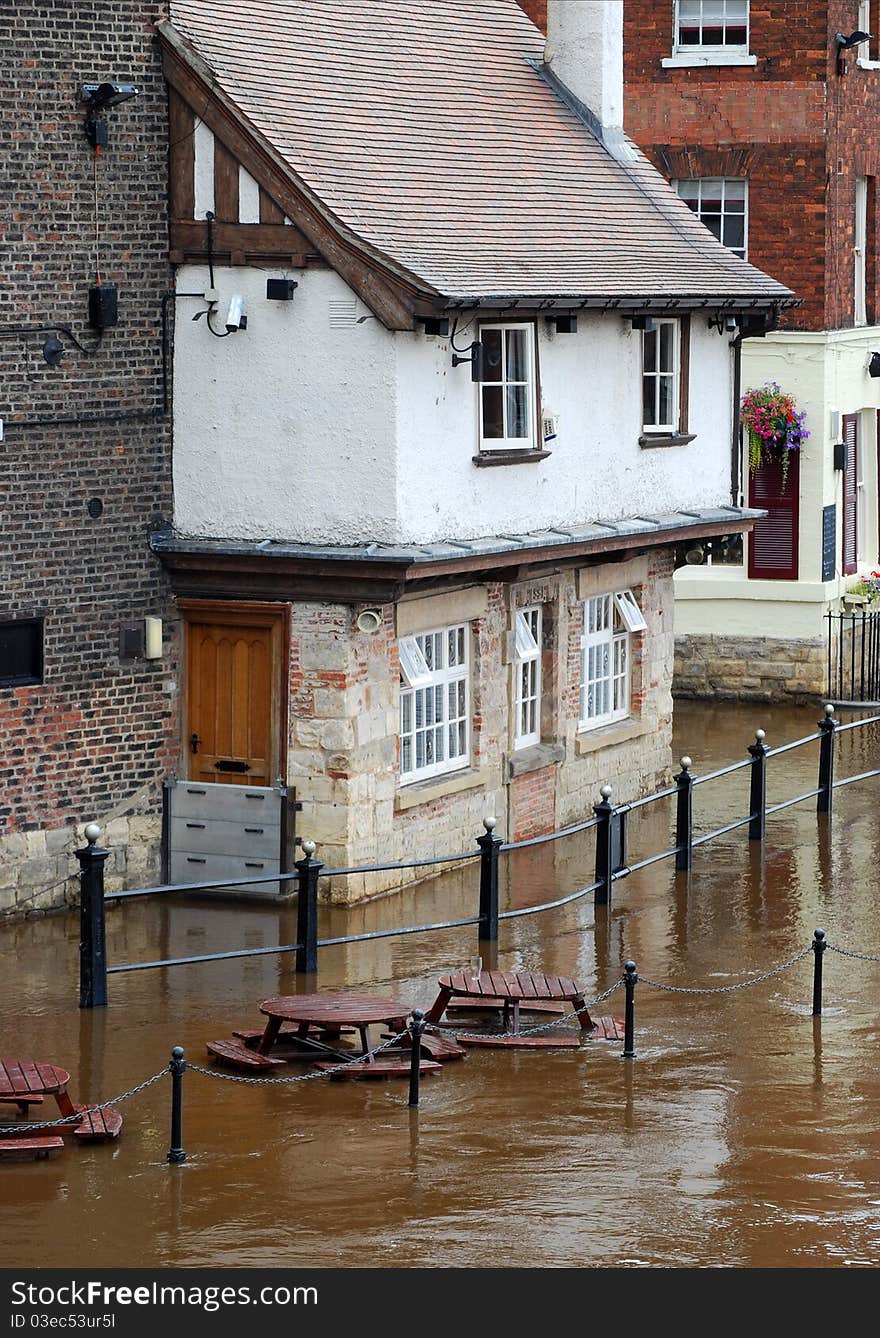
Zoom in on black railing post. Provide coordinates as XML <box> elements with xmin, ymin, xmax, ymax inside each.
<box><xmin>747</xmin><ymin>728</ymin><xmax>769</xmax><ymax>842</ymax></box>
<box><xmin>811</xmin><ymin>929</ymin><xmax>826</xmax><ymax>1016</ymax></box>
<box><xmin>295</xmin><ymin>839</ymin><xmax>322</xmax><ymax>974</ymax></box>
<box><xmin>76</xmin><ymin>823</ymin><xmax>110</xmax><ymax>1009</ymax></box>
<box><xmin>477</xmin><ymin>815</ymin><xmax>503</xmax><ymax>942</ymax></box>
<box><xmin>594</xmin><ymin>783</ymin><xmax>614</xmax><ymax>905</ymax></box>
<box><xmin>817</xmin><ymin>704</ymin><xmax>837</xmax><ymax>814</ymax></box>
<box><xmin>674</xmin><ymin>755</ymin><xmax>694</xmax><ymax>871</ymax></box>
<box><xmin>622</xmin><ymin>960</ymin><xmax>637</xmax><ymax>1059</ymax></box>
<box><xmin>167</xmin><ymin>1046</ymin><xmax>187</xmax><ymax>1164</ymax></box>
<box><xmin>408</xmin><ymin>1009</ymin><xmax>425</xmax><ymax>1108</ymax></box>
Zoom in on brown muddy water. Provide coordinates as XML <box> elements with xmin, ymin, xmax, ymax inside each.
<box><xmin>1</xmin><ymin>701</ymin><xmax>879</xmax><ymax>1269</ymax></box>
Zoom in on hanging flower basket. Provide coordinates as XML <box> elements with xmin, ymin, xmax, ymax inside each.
<box><xmin>741</xmin><ymin>382</ymin><xmax>809</xmax><ymax>489</ymax></box>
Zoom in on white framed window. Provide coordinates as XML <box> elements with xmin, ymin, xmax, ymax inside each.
<box><xmin>399</xmin><ymin>625</ymin><xmax>469</xmax><ymax>783</ymax></box>
<box><xmin>855</xmin><ymin>177</ymin><xmax>868</xmax><ymax>328</ymax></box>
<box><xmin>675</xmin><ymin>179</ymin><xmax>748</xmax><ymax>258</ymax></box>
<box><xmin>513</xmin><ymin>607</ymin><xmax>541</xmax><ymax>749</ymax></box>
<box><xmin>642</xmin><ymin>319</ymin><xmax>680</xmax><ymax>432</ymax></box>
<box><xmin>579</xmin><ymin>592</ymin><xmax>644</xmax><ymax>731</ymax></box>
<box><xmin>857</xmin><ymin>417</ymin><xmax>867</xmax><ymax>564</ymax></box>
<box><xmin>675</xmin><ymin>1</ymin><xmax>749</xmax><ymax>51</ymax></box>
<box><xmin>478</xmin><ymin>323</ymin><xmax>536</xmax><ymax>451</ymax></box>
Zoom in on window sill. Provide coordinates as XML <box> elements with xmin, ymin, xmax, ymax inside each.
<box><xmin>639</xmin><ymin>432</ymin><xmax>696</xmax><ymax>449</ymax></box>
<box><xmin>661</xmin><ymin>52</ymin><xmax>757</xmax><ymax>68</ymax></box>
<box><xmin>395</xmin><ymin>765</ymin><xmax>488</xmax><ymax>811</ymax></box>
<box><xmin>857</xmin><ymin>57</ymin><xmax>880</xmax><ymax>69</ymax></box>
<box><xmin>575</xmin><ymin>718</ymin><xmax>651</xmax><ymax>756</ymax></box>
<box><xmin>507</xmin><ymin>741</ymin><xmax>565</xmax><ymax>781</ymax></box>
<box><xmin>472</xmin><ymin>449</ymin><xmax>551</xmax><ymax>467</ymax></box>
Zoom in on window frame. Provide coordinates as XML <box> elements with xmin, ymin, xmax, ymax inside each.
<box><xmin>674</xmin><ymin>177</ymin><xmax>748</xmax><ymax>260</ymax></box>
<box><xmin>513</xmin><ymin>606</ymin><xmax>542</xmax><ymax>750</ymax></box>
<box><xmin>399</xmin><ymin>623</ymin><xmax>470</xmax><ymax>785</ymax></box>
<box><xmin>578</xmin><ymin>591</ymin><xmax>644</xmax><ymax>733</ymax></box>
<box><xmin>641</xmin><ymin>317</ymin><xmax>686</xmax><ymax>436</ymax></box>
<box><xmin>855</xmin><ymin>176</ymin><xmax>868</xmax><ymax>329</ymax></box>
<box><xmin>477</xmin><ymin>321</ymin><xmax>538</xmax><ymax>453</ymax></box>
<box><xmin>674</xmin><ymin>0</ymin><xmax>750</xmax><ymax>54</ymax></box>
<box><xmin>0</xmin><ymin>617</ymin><xmax>44</xmax><ymax>688</ymax></box>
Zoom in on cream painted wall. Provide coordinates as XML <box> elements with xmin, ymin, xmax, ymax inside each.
<box><xmin>676</xmin><ymin>328</ymin><xmax>880</xmax><ymax>638</ymax></box>
<box><xmin>172</xmin><ymin>265</ymin><xmax>399</xmax><ymax>544</ymax></box>
<box><xmin>394</xmin><ymin>314</ymin><xmax>734</xmax><ymax>544</ymax></box>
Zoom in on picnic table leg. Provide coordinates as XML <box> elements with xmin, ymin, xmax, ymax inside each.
<box><xmin>511</xmin><ymin>1000</ymin><xmax>521</xmax><ymax>1035</ymax></box>
<box><xmin>424</xmin><ymin>987</ymin><xmax>453</xmax><ymax>1025</ymax></box>
<box><xmin>358</xmin><ymin>1025</ymin><xmax>371</xmax><ymax>1060</ymax></box>
<box><xmin>572</xmin><ymin>996</ymin><xmax>595</xmax><ymax>1033</ymax></box>
<box><xmin>257</xmin><ymin>1017</ymin><xmax>283</xmax><ymax>1055</ymax></box>
<box><xmin>53</xmin><ymin>1088</ymin><xmax>77</xmax><ymax>1119</ymax></box>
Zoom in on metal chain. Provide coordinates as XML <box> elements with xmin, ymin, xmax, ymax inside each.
<box><xmin>827</xmin><ymin>942</ymin><xmax>880</xmax><ymax>963</ymax></box>
<box><xmin>0</xmin><ymin>1068</ymin><xmax>169</xmax><ymax>1135</ymax></box>
<box><xmin>638</xmin><ymin>945</ymin><xmax>813</xmax><ymax>995</ymax></box>
<box><xmin>426</xmin><ymin>978</ymin><xmax>625</xmax><ymax>1041</ymax></box>
<box><xmin>187</xmin><ymin>1030</ymin><xmax>409</xmax><ymax>1085</ymax></box>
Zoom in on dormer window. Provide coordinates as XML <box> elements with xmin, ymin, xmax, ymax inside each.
<box><xmin>676</xmin><ymin>1</ymin><xmax>748</xmax><ymax>51</ymax></box>
<box><xmin>477</xmin><ymin>323</ymin><xmax>536</xmax><ymax>452</ymax></box>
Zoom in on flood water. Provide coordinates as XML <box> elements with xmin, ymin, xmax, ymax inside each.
<box><xmin>2</xmin><ymin>700</ymin><xmax>879</xmax><ymax>1269</ymax></box>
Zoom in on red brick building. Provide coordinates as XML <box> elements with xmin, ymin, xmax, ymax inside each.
<box><xmin>520</xmin><ymin>0</ymin><xmax>880</xmax><ymax>699</ymax></box>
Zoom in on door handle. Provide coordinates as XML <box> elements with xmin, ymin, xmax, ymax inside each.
<box><xmin>190</xmin><ymin>733</ymin><xmax>201</xmax><ymax>754</ymax></box>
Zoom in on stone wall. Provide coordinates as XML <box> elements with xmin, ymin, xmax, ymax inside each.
<box><xmin>288</xmin><ymin>548</ymin><xmax>677</xmax><ymax>903</ymax></box>
<box><xmin>674</xmin><ymin>635</ymin><xmax>827</xmax><ymax>702</ymax></box>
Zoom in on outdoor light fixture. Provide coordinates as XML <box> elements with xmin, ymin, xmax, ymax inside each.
<box><xmin>835</xmin><ymin>31</ymin><xmax>872</xmax><ymax>75</ymax></box>
<box><xmin>80</xmin><ymin>81</ymin><xmax>139</xmax><ymax>147</ymax></box>
<box><xmin>869</xmin><ymin>351</ymin><xmax>880</xmax><ymax>377</ymax></box>
<box><xmin>41</xmin><ymin>334</ymin><xmax>64</xmax><ymax>367</ymax></box>
<box><xmin>451</xmin><ymin>339</ymin><xmax>485</xmax><ymax>380</ymax></box>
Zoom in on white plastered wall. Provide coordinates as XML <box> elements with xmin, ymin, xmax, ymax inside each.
<box><xmin>394</xmin><ymin>314</ymin><xmax>734</xmax><ymax>545</ymax></box>
<box><xmin>172</xmin><ymin>266</ymin><xmax>398</xmax><ymax>544</ymax></box>
<box><xmin>676</xmin><ymin>328</ymin><xmax>880</xmax><ymax>640</ymax></box>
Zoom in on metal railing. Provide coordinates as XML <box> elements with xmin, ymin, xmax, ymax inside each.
<box><xmin>827</xmin><ymin>607</ymin><xmax>880</xmax><ymax>703</ymax></box>
<box><xmin>74</xmin><ymin>705</ymin><xmax>880</xmax><ymax>1007</ymax></box>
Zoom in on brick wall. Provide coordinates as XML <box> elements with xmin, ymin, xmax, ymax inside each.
<box><xmin>0</xmin><ymin>3</ymin><xmax>177</xmax><ymax>916</ymax></box>
<box><xmin>622</xmin><ymin>0</ymin><xmax>880</xmax><ymax>333</ymax></box>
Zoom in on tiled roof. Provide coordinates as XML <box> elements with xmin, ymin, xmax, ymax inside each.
<box><xmin>167</xmin><ymin>0</ymin><xmax>793</xmax><ymax>308</ymax></box>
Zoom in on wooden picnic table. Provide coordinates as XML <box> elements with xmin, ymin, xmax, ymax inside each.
<box><xmin>424</xmin><ymin>970</ymin><xmax>595</xmax><ymax>1039</ymax></box>
<box><xmin>0</xmin><ymin>1057</ymin><xmax>122</xmax><ymax>1159</ymax></box>
<box><xmin>257</xmin><ymin>993</ymin><xmax>411</xmax><ymax>1062</ymax></box>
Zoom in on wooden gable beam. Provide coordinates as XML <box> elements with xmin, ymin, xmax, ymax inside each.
<box><xmin>160</xmin><ymin>37</ymin><xmax>425</xmax><ymax>331</ymax></box>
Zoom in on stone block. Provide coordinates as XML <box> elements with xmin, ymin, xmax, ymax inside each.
<box><xmin>25</xmin><ymin>831</ymin><xmax>47</xmax><ymax>859</ymax></box>
<box><xmin>0</xmin><ymin>833</ymin><xmax>28</xmax><ymax>864</ymax></box>
<box><xmin>299</xmin><ymin>637</ymin><xmax>350</xmax><ymax>671</ymax></box>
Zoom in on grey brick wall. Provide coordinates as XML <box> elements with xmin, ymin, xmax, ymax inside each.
<box><xmin>0</xmin><ymin>3</ymin><xmax>178</xmax><ymax>913</ymax></box>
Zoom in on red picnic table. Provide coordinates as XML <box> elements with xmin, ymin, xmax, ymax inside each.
<box><xmin>0</xmin><ymin>1057</ymin><xmax>122</xmax><ymax>1162</ymax></box>
<box><xmin>424</xmin><ymin>970</ymin><xmax>624</xmax><ymax>1048</ymax></box>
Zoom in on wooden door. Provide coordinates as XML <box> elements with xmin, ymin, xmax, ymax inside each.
<box><xmin>184</xmin><ymin>605</ymin><xmax>285</xmax><ymax>786</ymax></box>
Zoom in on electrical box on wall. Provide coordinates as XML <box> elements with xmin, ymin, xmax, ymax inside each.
<box><xmin>266</xmin><ymin>279</ymin><xmax>298</xmax><ymax>301</ymax></box>
<box><xmin>88</xmin><ymin>282</ymin><xmax>118</xmax><ymax>328</ymax></box>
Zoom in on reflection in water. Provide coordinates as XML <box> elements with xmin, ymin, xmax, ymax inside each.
<box><xmin>1</xmin><ymin>702</ymin><xmax>879</xmax><ymax>1267</ymax></box>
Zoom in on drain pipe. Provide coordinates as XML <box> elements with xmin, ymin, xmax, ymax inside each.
<box><xmin>730</xmin><ymin>328</ymin><xmax>744</xmax><ymax>505</ymax></box>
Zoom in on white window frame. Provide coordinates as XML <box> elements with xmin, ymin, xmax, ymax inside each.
<box><xmin>674</xmin><ymin>0</ymin><xmax>750</xmax><ymax>54</ymax></box>
<box><xmin>579</xmin><ymin>591</ymin><xmax>644</xmax><ymax>732</ymax></box>
<box><xmin>857</xmin><ymin>416</ymin><xmax>867</xmax><ymax>564</ymax></box>
<box><xmin>513</xmin><ymin>606</ymin><xmax>542</xmax><ymax>749</ymax></box>
<box><xmin>675</xmin><ymin>178</ymin><xmax>748</xmax><ymax>259</ymax></box>
<box><xmin>855</xmin><ymin>177</ymin><xmax>868</xmax><ymax>329</ymax></box>
<box><xmin>478</xmin><ymin>322</ymin><xmax>536</xmax><ymax>452</ymax></box>
<box><xmin>399</xmin><ymin>624</ymin><xmax>470</xmax><ymax>784</ymax></box>
<box><xmin>858</xmin><ymin>2</ymin><xmax>880</xmax><ymax>66</ymax></box>
<box><xmin>642</xmin><ymin>318</ymin><xmax>680</xmax><ymax>433</ymax></box>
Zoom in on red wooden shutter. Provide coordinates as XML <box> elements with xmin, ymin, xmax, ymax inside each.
<box><xmin>748</xmin><ymin>451</ymin><xmax>800</xmax><ymax>580</ymax></box>
<box><xmin>842</xmin><ymin>413</ymin><xmax>858</xmax><ymax>576</ymax></box>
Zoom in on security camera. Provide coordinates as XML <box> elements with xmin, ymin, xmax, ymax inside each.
<box><xmin>225</xmin><ymin>295</ymin><xmax>246</xmax><ymax>332</ymax></box>
<box><xmin>724</xmin><ymin>316</ymin><xmax>738</xmax><ymax>332</ymax></box>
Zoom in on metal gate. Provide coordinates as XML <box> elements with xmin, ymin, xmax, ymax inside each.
<box><xmin>826</xmin><ymin>608</ymin><xmax>880</xmax><ymax>702</ymax></box>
